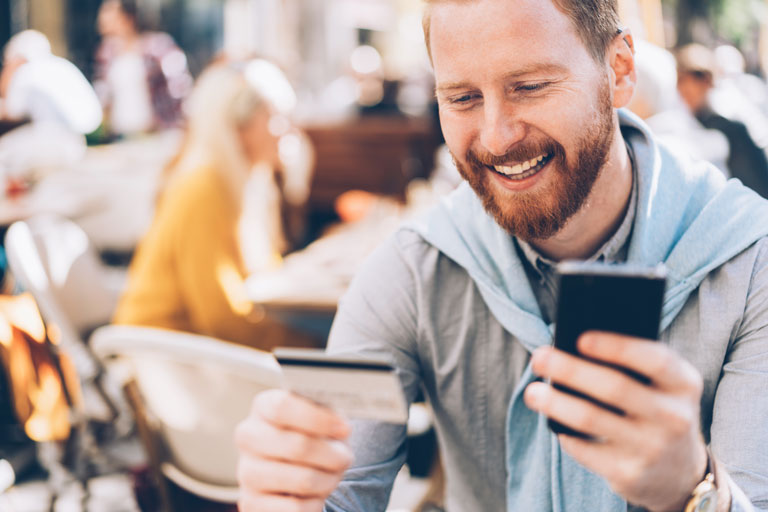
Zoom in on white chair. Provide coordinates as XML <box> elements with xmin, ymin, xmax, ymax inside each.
<box><xmin>4</xmin><ymin>214</ymin><xmax>124</xmax><ymax>387</ymax></box>
<box><xmin>5</xmin><ymin>214</ymin><xmax>123</xmax><ymax>334</ymax></box>
<box><xmin>90</xmin><ymin>324</ymin><xmax>283</xmax><ymax>503</ymax></box>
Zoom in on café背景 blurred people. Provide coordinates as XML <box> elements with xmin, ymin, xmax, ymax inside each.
<box><xmin>627</xmin><ymin>40</ymin><xmax>729</xmax><ymax>174</ymax></box>
<box><xmin>113</xmin><ymin>60</ymin><xmax>316</xmax><ymax>350</ymax></box>
<box><xmin>676</xmin><ymin>43</ymin><xmax>768</xmax><ymax>198</ymax></box>
<box><xmin>0</xmin><ymin>30</ymin><xmax>102</xmax><ymax>184</ymax></box>
<box><xmin>94</xmin><ymin>0</ymin><xmax>192</xmax><ymax>136</ymax></box>
<box><xmin>712</xmin><ymin>44</ymin><xmax>768</xmax><ymax>137</ymax></box>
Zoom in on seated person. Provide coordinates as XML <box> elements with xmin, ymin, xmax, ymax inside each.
<box><xmin>0</xmin><ymin>30</ymin><xmax>102</xmax><ymax>134</ymax></box>
<box><xmin>235</xmin><ymin>0</ymin><xmax>768</xmax><ymax>511</ymax></box>
<box><xmin>676</xmin><ymin>43</ymin><xmax>768</xmax><ymax>199</ymax></box>
<box><xmin>627</xmin><ymin>39</ymin><xmax>729</xmax><ymax>175</ymax></box>
<box><xmin>114</xmin><ymin>61</ymin><xmax>315</xmax><ymax>350</ymax></box>
<box><xmin>94</xmin><ymin>0</ymin><xmax>192</xmax><ymax>136</ymax></box>
<box><xmin>0</xmin><ymin>30</ymin><xmax>102</xmax><ymax>176</ymax></box>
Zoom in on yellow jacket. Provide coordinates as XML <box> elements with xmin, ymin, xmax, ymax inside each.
<box><xmin>113</xmin><ymin>166</ymin><xmax>315</xmax><ymax>349</ymax></box>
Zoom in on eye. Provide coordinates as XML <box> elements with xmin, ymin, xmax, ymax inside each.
<box><xmin>445</xmin><ymin>92</ymin><xmax>481</xmax><ymax>106</ymax></box>
<box><xmin>516</xmin><ymin>82</ymin><xmax>551</xmax><ymax>93</ymax></box>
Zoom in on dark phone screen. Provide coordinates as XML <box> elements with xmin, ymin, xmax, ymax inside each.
<box><xmin>548</xmin><ymin>264</ymin><xmax>666</xmax><ymax>438</ymax></box>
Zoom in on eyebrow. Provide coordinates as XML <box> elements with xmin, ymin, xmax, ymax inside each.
<box><xmin>435</xmin><ymin>63</ymin><xmax>569</xmax><ymax>93</ymax></box>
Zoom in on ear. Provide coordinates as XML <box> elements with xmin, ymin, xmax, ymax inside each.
<box><xmin>607</xmin><ymin>28</ymin><xmax>636</xmax><ymax>109</ymax></box>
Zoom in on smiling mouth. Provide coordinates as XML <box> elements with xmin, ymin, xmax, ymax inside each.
<box><xmin>488</xmin><ymin>153</ymin><xmax>553</xmax><ymax>180</ymax></box>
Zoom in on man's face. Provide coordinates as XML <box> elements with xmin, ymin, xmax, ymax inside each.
<box><xmin>430</xmin><ymin>0</ymin><xmax>617</xmax><ymax>241</ymax></box>
<box><xmin>98</xmin><ymin>1</ymin><xmax>134</xmax><ymax>39</ymax></box>
<box><xmin>677</xmin><ymin>72</ymin><xmax>712</xmax><ymax>114</ymax></box>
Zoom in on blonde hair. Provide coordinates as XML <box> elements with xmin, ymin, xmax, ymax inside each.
<box><xmin>166</xmin><ymin>65</ymin><xmax>265</xmax><ymax>200</ymax></box>
<box><xmin>161</xmin><ymin>61</ymin><xmax>297</xmax><ymax>269</ymax></box>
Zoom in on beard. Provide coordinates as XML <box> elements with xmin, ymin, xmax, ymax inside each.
<box><xmin>453</xmin><ymin>79</ymin><xmax>615</xmax><ymax>241</ymax></box>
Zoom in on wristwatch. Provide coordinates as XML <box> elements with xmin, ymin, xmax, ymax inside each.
<box><xmin>684</xmin><ymin>448</ymin><xmax>718</xmax><ymax>512</ymax></box>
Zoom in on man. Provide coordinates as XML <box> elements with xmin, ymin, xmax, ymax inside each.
<box><xmin>236</xmin><ymin>1</ymin><xmax>768</xmax><ymax>510</ymax></box>
<box><xmin>627</xmin><ymin>40</ymin><xmax>729</xmax><ymax>175</ymax></box>
<box><xmin>0</xmin><ymin>30</ymin><xmax>102</xmax><ymax>177</ymax></box>
<box><xmin>676</xmin><ymin>43</ymin><xmax>768</xmax><ymax>199</ymax></box>
<box><xmin>0</xmin><ymin>30</ymin><xmax>102</xmax><ymax>135</ymax></box>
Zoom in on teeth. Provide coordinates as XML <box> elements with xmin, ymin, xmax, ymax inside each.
<box><xmin>494</xmin><ymin>153</ymin><xmax>548</xmax><ymax>176</ymax></box>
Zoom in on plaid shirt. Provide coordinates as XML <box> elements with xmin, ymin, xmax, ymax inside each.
<box><xmin>94</xmin><ymin>32</ymin><xmax>192</xmax><ymax>132</ymax></box>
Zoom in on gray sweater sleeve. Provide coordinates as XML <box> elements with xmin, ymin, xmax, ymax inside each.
<box><xmin>324</xmin><ymin>232</ymin><xmax>424</xmax><ymax>512</ymax></box>
<box><xmin>712</xmin><ymin>239</ymin><xmax>768</xmax><ymax>511</ymax></box>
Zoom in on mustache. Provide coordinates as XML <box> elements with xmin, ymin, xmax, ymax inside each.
<box><xmin>466</xmin><ymin>139</ymin><xmax>562</xmax><ymax>167</ymax></box>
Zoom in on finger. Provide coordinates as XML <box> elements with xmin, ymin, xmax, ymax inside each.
<box><xmin>238</xmin><ymin>455</ymin><xmax>345</xmax><ymax>499</ymax></box>
<box><xmin>235</xmin><ymin>418</ymin><xmax>353</xmax><ymax>473</ymax></box>
<box><xmin>524</xmin><ymin>381</ymin><xmax>631</xmax><ymax>441</ymax></box>
<box><xmin>238</xmin><ymin>492</ymin><xmax>325</xmax><ymax>512</ymax></box>
<box><xmin>557</xmin><ymin>433</ymin><xmax>624</xmax><ymax>482</ymax></box>
<box><xmin>253</xmin><ymin>389</ymin><xmax>351</xmax><ymax>440</ymax></box>
<box><xmin>531</xmin><ymin>346</ymin><xmax>658</xmax><ymax>418</ymax></box>
<box><xmin>577</xmin><ymin>332</ymin><xmax>703</xmax><ymax>394</ymax></box>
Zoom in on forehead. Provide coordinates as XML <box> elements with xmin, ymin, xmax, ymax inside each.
<box><xmin>100</xmin><ymin>1</ymin><xmax>121</xmax><ymax>14</ymax></box>
<box><xmin>429</xmin><ymin>0</ymin><xmax>594</xmax><ymax>86</ymax></box>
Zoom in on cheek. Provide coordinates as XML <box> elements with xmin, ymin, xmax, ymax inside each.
<box><xmin>246</xmin><ymin>121</ymin><xmax>271</xmax><ymax>147</ymax></box>
<box><xmin>439</xmin><ymin>109</ymin><xmax>474</xmax><ymax>160</ymax></box>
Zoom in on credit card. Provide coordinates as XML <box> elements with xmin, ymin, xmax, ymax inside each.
<box><xmin>273</xmin><ymin>348</ymin><xmax>408</xmax><ymax>424</ymax></box>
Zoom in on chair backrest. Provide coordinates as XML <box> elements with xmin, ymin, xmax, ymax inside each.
<box><xmin>4</xmin><ymin>215</ymin><xmax>117</xmax><ymax>381</ymax></box>
<box><xmin>5</xmin><ymin>214</ymin><xmax>118</xmax><ymax>337</ymax></box>
<box><xmin>90</xmin><ymin>325</ymin><xmax>282</xmax><ymax>498</ymax></box>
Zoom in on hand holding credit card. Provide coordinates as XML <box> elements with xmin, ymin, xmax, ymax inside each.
<box><xmin>273</xmin><ymin>348</ymin><xmax>409</xmax><ymax>424</ymax></box>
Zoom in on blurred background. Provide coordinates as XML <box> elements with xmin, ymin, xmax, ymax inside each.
<box><xmin>0</xmin><ymin>1</ymin><xmax>766</xmax><ymax>511</ymax></box>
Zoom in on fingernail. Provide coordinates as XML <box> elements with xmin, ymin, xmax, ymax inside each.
<box><xmin>342</xmin><ymin>445</ymin><xmax>355</xmax><ymax>466</ymax></box>
<box><xmin>331</xmin><ymin>440</ymin><xmax>354</xmax><ymax>466</ymax></box>
<box><xmin>334</xmin><ymin>420</ymin><xmax>351</xmax><ymax>438</ymax></box>
<box><xmin>531</xmin><ymin>347</ymin><xmax>550</xmax><ymax>372</ymax></box>
<box><xmin>525</xmin><ymin>382</ymin><xmax>545</xmax><ymax>407</ymax></box>
<box><xmin>578</xmin><ymin>333</ymin><xmax>596</xmax><ymax>352</ymax></box>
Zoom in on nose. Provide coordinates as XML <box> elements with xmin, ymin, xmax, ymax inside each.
<box><xmin>479</xmin><ymin>98</ymin><xmax>525</xmax><ymax>157</ymax></box>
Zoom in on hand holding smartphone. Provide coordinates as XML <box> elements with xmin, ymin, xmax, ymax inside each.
<box><xmin>548</xmin><ymin>261</ymin><xmax>666</xmax><ymax>438</ymax></box>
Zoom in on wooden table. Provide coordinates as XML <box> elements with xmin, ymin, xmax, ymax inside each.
<box><xmin>303</xmin><ymin>115</ymin><xmax>442</xmax><ymax>217</ymax></box>
<box><xmin>246</xmin><ymin>199</ymin><xmax>407</xmax><ymax>341</ymax></box>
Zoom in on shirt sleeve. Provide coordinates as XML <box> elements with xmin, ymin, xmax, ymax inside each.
<box><xmin>711</xmin><ymin>239</ymin><xmax>768</xmax><ymax>511</ymax></box>
<box><xmin>729</xmin><ymin>475</ymin><xmax>761</xmax><ymax>512</ymax></box>
<box><xmin>324</xmin><ymin>231</ymin><xmax>424</xmax><ymax>511</ymax></box>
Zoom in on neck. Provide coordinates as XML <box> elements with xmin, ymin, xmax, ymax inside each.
<box><xmin>529</xmin><ymin>121</ymin><xmax>633</xmax><ymax>261</ymax></box>
<box><xmin>114</xmin><ymin>29</ymin><xmax>139</xmax><ymax>50</ymax></box>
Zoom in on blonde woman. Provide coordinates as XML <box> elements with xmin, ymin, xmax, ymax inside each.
<box><xmin>114</xmin><ymin>61</ymin><xmax>315</xmax><ymax>349</ymax></box>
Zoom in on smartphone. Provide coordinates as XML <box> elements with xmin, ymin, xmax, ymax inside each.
<box><xmin>547</xmin><ymin>261</ymin><xmax>666</xmax><ymax>438</ymax></box>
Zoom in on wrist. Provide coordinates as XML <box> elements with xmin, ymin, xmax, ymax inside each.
<box><xmin>649</xmin><ymin>441</ymin><xmax>709</xmax><ymax>512</ymax></box>
<box><xmin>711</xmin><ymin>454</ymin><xmax>732</xmax><ymax>512</ymax></box>
<box><xmin>681</xmin><ymin>446</ymin><xmax>722</xmax><ymax>512</ymax></box>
